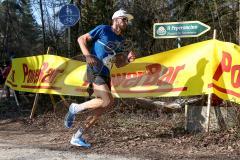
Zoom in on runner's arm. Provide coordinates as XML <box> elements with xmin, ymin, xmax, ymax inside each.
<box><xmin>115</xmin><ymin>51</ymin><xmax>136</xmax><ymax>68</ymax></box>
<box><xmin>78</xmin><ymin>33</ymin><xmax>97</xmax><ymax>66</ymax></box>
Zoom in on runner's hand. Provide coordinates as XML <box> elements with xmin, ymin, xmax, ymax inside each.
<box><xmin>127</xmin><ymin>51</ymin><xmax>136</xmax><ymax>62</ymax></box>
<box><xmin>86</xmin><ymin>55</ymin><xmax>97</xmax><ymax>66</ymax></box>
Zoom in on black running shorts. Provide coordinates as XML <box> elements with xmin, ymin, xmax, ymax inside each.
<box><xmin>87</xmin><ymin>66</ymin><xmax>111</xmax><ymax>90</ymax></box>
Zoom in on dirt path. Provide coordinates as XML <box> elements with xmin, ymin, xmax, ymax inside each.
<box><xmin>0</xmin><ymin>129</ymin><xmax>141</xmax><ymax>160</ymax></box>
<box><xmin>0</xmin><ymin>141</ymin><xmax>139</xmax><ymax>160</ymax></box>
<box><xmin>0</xmin><ymin>109</ymin><xmax>240</xmax><ymax>160</ymax></box>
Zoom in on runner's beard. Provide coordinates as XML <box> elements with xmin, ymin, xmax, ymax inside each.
<box><xmin>117</xmin><ymin>22</ymin><xmax>127</xmax><ymax>33</ymax></box>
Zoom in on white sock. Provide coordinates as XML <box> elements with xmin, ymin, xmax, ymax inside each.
<box><xmin>74</xmin><ymin>127</ymin><xmax>84</xmax><ymax>138</ymax></box>
<box><xmin>69</xmin><ymin>103</ymin><xmax>86</xmax><ymax>114</ymax></box>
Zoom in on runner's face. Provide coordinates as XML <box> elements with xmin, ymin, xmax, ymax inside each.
<box><xmin>116</xmin><ymin>17</ymin><xmax>128</xmax><ymax>31</ymax></box>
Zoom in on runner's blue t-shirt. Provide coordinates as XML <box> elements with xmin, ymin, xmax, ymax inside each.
<box><xmin>88</xmin><ymin>25</ymin><xmax>124</xmax><ymax>76</ymax></box>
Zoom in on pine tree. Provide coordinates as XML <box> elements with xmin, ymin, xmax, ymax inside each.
<box><xmin>0</xmin><ymin>0</ymin><xmax>40</xmax><ymax>60</ymax></box>
<box><xmin>18</xmin><ymin>0</ymin><xmax>41</xmax><ymax>55</ymax></box>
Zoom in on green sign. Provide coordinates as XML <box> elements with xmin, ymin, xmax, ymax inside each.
<box><xmin>153</xmin><ymin>21</ymin><xmax>211</xmax><ymax>38</ymax></box>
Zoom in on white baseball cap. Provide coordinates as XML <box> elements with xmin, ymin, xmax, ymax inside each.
<box><xmin>112</xmin><ymin>9</ymin><xmax>134</xmax><ymax>21</ymax></box>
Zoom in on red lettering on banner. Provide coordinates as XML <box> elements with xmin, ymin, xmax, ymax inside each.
<box><xmin>212</xmin><ymin>51</ymin><xmax>240</xmax><ymax>89</ymax></box>
<box><xmin>38</xmin><ymin>63</ymin><xmax>49</xmax><ymax>82</ymax></box>
<box><xmin>111</xmin><ymin>73</ymin><xmax>126</xmax><ymax>87</ymax></box>
<box><xmin>143</xmin><ymin>64</ymin><xmax>162</xmax><ymax>86</ymax></box>
<box><xmin>122</xmin><ymin>72</ymin><xmax>141</xmax><ymax>88</ymax></box>
<box><xmin>41</xmin><ymin>68</ymin><xmax>64</xmax><ymax>83</ymax></box>
<box><xmin>169</xmin><ymin>64</ymin><xmax>185</xmax><ymax>84</ymax></box>
<box><xmin>111</xmin><ymin>63</ymin><xmax>185</xmax><ymax>87</ymax></box>
<box><xmin>22</xmin><ymin>62</ymin><xmax>64</xmax><ymax>84</ymax></box>
<box><xmin>231</xmin><ymin>65</ymin><xmax>240</xmax><ymax>88</ymax></box>
<box><xmin>142</xmin><ymin>74</ymin><xmax>159</xmax><ymax>86</ymax></box>
<box><xmin>126</xmin><ymin>72</ymin><xmax>137</xmax><ymax>79</ymax></box>
<box><xmin>41</xmin><ymin>68</ymin><xmax>53</xmax><ymax>83</ymax></box>
<box><xmin>137</xmin><ymin>71</ymin><xmax>144</xmax><ymax>77</ymax></box>
<box><xmin>146</xmin><ymin>64</ymin><xmax>161</xmax><ymax>74</ymax></box>
<box><xmin>23</xmin><ymin>64</ymin><xmax>28</xmax><ymax>83</ymax></box>
<box><xmin>157</xmin><ymin>67</ymin><xmax>174</xmax><ymax>85</ymax></box>
<box><xmin>213</xmin><ymin>51</ymin><xmax>232</xmax><ymax>81</ymax></box>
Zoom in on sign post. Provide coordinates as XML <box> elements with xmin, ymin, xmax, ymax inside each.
<box><xmin>59</xmin><ymin>4</ymin><xmax>80</xmax><ymax>58</ymax></box>
<box><xmin>153</xmin><ymin>21</ymin><xmax>210</xmax><ymax>38</ymax></box>
<box><xmin>153</xmin><ymin>21</ymin><xmax>211</xmax><ymax>132</ymax></box>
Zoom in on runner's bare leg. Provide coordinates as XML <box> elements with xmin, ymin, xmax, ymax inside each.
<box><xmin>71</xmin><ymin>83</ymin><xmax>112</xmax><ymax>110</ymax></box>
<box><xmin>71</xmin><ymin>83</ymin><xmax>113</xmax><ymax>138</ymax></box>
<box><xmin>82</xmin><ymin>83</ymin><xmax>113</xmax><ymax>131</ymax></box>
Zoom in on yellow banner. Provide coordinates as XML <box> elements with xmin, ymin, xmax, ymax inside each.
<box><xmin>5</xmin><ymin>39</ymin><xmax>240</xmax><ymax>104</ymax></box>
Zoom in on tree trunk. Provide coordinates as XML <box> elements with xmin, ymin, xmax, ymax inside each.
<box><xmin>39</xmin><ymin>0</ymin><xmax>46</xmax><ymax>54</ymax></box>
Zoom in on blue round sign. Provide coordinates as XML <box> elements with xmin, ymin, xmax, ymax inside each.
<box><xmin>59</xmin><ymin>4</ymin><xmax>80</xmax><ymax>27</ymax></box>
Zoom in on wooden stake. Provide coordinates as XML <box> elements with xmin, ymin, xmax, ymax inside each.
<box><xmin>49</xmin><ymin>95</ymin><xmax>56</xmax><ymax>112</ymax></box>
<box><xmin>29</xmin><ymin>46</ymin><xmax>68</xmax><ymax>118</ymax></box>
<box><xmin>13</xmin><ymin>90</ymin><xmax>19</xmax><ymax>107</ymax></box>
<box><xmin>0</xmin><ymin>85</ymin><xmax>4</xmax><ymax>100</ymax></box>
<box><xmin>206</xmin><ymin>29</ymin><xmax>217</xmax><ymax>132</ymax></box>
<box><xmin>213</xmin><ymin>29</ymin><xmax>216</xmax><ymax>39</ymax></box>
<box><xmin>30</xmin><ymin>47</ymin><xmax>51</xmax><ymax>119</ymax></box>
<box><xmin>184</xmin><ymin>104</ymin><xmax>188</xmax><ymax>131</ymax></box>
<box><xmin>59</xmin><ymin>95</ymin><xmax>69</xmax><ymax>108</ymax></box>
<box><xmin>206</xmin><ymin>93</ymin><xmax>212</xmax><ymax>132</ymax></box>
<box><xmin>30</xmin><ymin>94</ymin><xmax>39</xmax><ymax>119</ymax></box>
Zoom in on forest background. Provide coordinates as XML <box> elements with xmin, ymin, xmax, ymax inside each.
<box><xmin>1</xmin><ymin>0</ymin><xmax>239</xmax><ymax>62</ymax></box>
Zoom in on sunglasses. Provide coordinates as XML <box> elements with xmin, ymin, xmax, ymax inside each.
<box><xmin>118</xmin><ymin>17</ymin><xmax>128</xmax><ymax>22</ymax></box>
